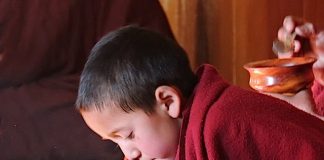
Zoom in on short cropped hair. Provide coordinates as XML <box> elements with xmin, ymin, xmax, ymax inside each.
<box><xmin>76</xmin><ymin>26</ymin><xmax>197</xmax><ymax>113</ymax></box>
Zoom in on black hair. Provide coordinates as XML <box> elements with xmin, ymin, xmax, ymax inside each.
<box><xmin>76</xmin><ymin>25</ymin><xmax>197</xmax><ymax>113</ymax></box>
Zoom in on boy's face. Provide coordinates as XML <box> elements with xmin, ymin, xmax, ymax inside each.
<box><xmin>80</xmin><ymin>103</ymin><xmax>182</xmax><ymax>160</ymax></box>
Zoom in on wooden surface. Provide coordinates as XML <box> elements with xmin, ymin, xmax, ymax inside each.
<box><xmin>160</xmin><ymin>0</ymin><xmax>324</xmax><ymax>88</ymax></box>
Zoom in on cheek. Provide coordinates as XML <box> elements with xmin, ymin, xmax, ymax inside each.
<box><xmin>136</xmin><ymin>132</ymin><xmax>176</xmax><ymax>157</ymax></box>
<box><xmin>134</xmin><ymin>120</ymin><xmax>180</xmax><ymax>157</ymax></box>
<box><xmin>137</xmin><ymin>139</ymin><xmax>166</xmax><ymax>155</ymax></box>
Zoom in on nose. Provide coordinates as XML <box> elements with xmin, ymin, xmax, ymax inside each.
<box><xmin>119</xmin><ymin>142</ymin><xmax>141</xmax><ymax>159</ymax></box>
<box><xmin>129</xmin><ymin>150</ymin><xmax>141</xmax><ymax>159</ymax></box>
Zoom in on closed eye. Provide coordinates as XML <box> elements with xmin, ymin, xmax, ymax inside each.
<box><xmin>127</xmin><ymin>131</ymin><xmax>134</xmax><ymax>139</ymax></box>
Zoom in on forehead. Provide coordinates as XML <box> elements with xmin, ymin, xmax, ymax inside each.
<box><xmin>80</xmin><ymin>107</ymin><xmax>129</xmax><ymax>138</ymax></box>
<box><xmin>80</xmin><ymin>105</ymin><xmax>152</xmax><ymax>139</ymax></box>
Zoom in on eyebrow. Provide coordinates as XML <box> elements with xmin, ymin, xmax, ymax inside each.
<box><xmin>101</xmin><ymin>131</ymin><xmax>119</xmax><ymax>140</ymax></box>
<box><xmin>108</xmin><ymin>131</ymin><xmax>121</xmax><ymax>138</ymax></box>
<box><xmin>104</xmin><ymin>126</ymin><xmax>127</xmax><ymax>140</ymax></box>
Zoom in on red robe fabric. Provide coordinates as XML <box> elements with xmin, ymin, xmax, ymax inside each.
<box><xmin>0</xmin><ymin>0</ymin><xmax>173</xmax><ymax>159</ymax></box>
<box><xmin>312</xmin><ymin>80</ymin><xmax>324</xmax><ymax>116</ymax></box>
<box><xmin>176</xmin><ymin>64</ymin><xmax>324</xmax><ymax>160</ymax></box>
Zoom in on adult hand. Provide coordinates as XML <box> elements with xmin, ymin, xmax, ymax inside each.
<box><xmin>269</xmin><ymin>16</ymin><xmax>324</xmax><ymax>120</ymax></box>
<box><xmin>277</xmin><ymin>16</ymin><xmax>324</xmax><ymax>85</ymax></box>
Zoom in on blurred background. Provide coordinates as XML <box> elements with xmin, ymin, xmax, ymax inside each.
<box><xmin>159</xmin><ymin>0</ymin><xmax>324</xmax><ymax>88</ymax></box>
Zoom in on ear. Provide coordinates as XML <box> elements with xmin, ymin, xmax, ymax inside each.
<box><xmin>155</xmin><ymin>86</ymin><xmax>182</xmax><ymax>118</ymax></box>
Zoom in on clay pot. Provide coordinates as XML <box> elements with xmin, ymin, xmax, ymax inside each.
<box><xmin>244</xmin><ymin>57</ymin><xmax>316</xmax><ymax>95</ymax></box>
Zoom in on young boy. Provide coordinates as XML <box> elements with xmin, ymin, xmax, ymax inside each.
<box><xmin>76</xmin><ymin>26</ymin><xmax>324</xmax><ymax>160</ymax></box>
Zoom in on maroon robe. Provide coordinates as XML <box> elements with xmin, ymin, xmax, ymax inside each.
<box><xmin>0</xmin><ymin>0</ymin><xmax>173</xmax><ymax>159</ymax></box>
<box><xmin>176</xmin><ymin>64</ymin><xmax>324</xmax><ymax>160</ymax></box>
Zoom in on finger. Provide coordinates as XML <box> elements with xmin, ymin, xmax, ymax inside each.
<box><xmin>283</xmin><ymin>16</ymin><xmax>295</xmax><ymax>33</ymax></box>
<box><xmin>283</xmin><ymin>16</ymin><xmax>305</xmax><ymax>32</ymax></box>
<box><xmin>316</xmin><ymin>31</ymin><xmax>324</xmax><ymax>47</ymax></box>
<box><xmin>278</xmin><ymin>27</ymin><xmax>291</xmax><ymax>41</ymax></box>
<box><xmin>293</xmin><ymin>40</ymin><xmax>302</xmax><ymax>53</ymax></box>
<box><xmin>317</xmin><ymin>31</ymin><xmax>324</xmax><ymax>38</ymax></box>
<box><xmin>314</xmin><ymin>31</ymin><xmax>324</xmax><ymax>55</ymax></box>
<box><xmin>295</xmin><ymin>23</ymin><xmax>315</xmax><ymax>37</ymax></box>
